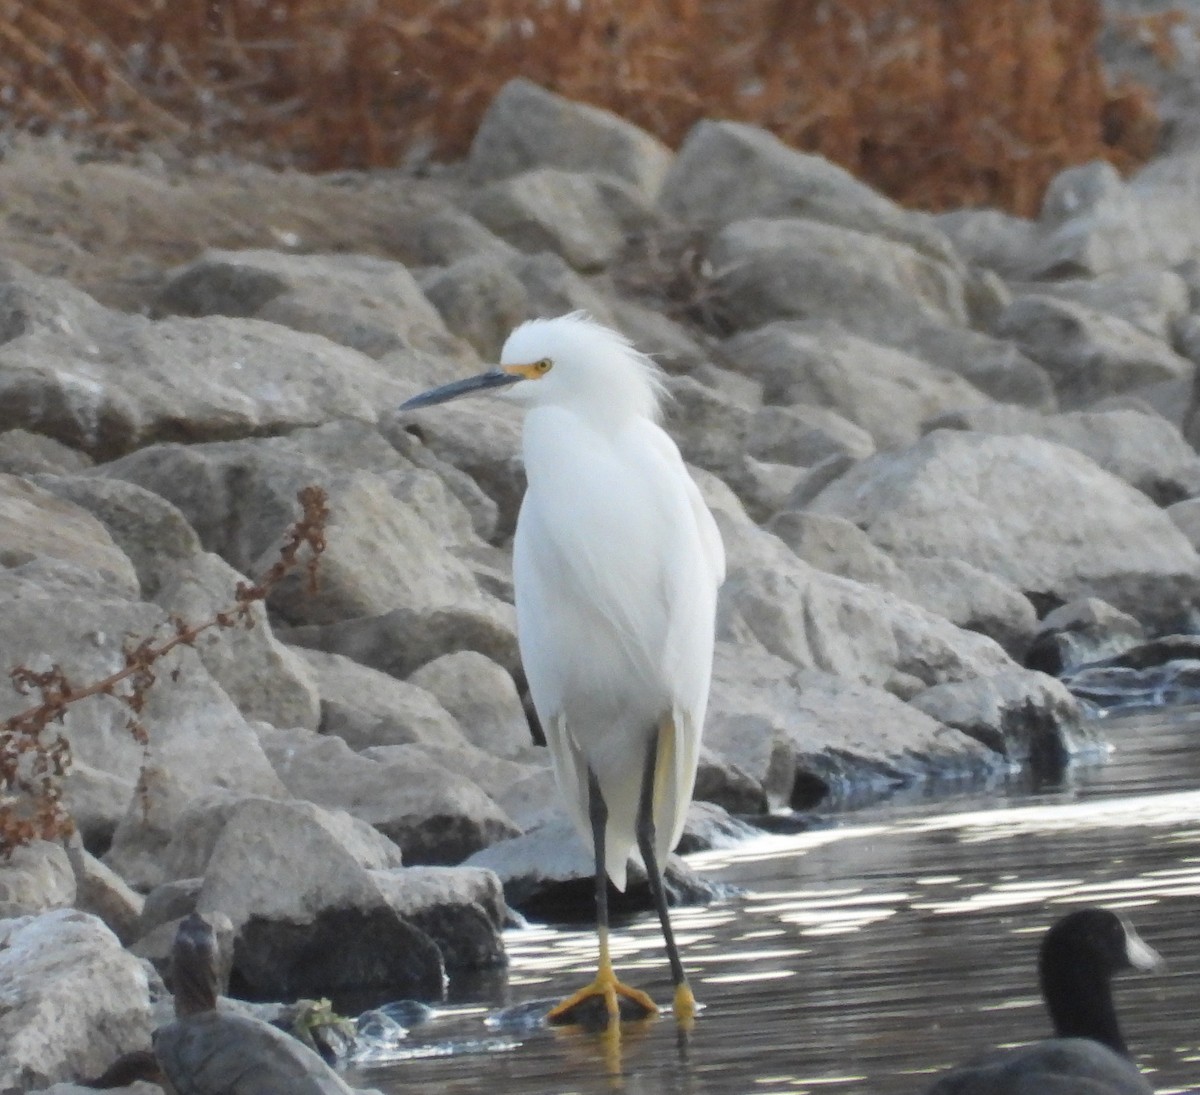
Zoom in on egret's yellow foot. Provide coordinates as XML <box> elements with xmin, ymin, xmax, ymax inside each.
<box><xmin>673</xmin><ymin>981</ymin><xmax>697</xmax><ymax>1026</ymax></box>
<box><xmin>546</xmin><ymin>969</ymin><xmax>658</xmax><ymax>1027</ymax></box>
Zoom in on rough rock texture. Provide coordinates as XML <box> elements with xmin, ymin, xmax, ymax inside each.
<box><xmin>0</xmin><ymin>841</ymin><xmax>76</xmax><ymax>919</ymax></box>
<box><xmin>467</xmin><ymin>78</ymin><xmax>672</xmax><ymax>199</ymax></box>
<box><xmin>0</xmin><ymin>910</ymin><xmax>152</xmax><ymax>1093</ymax></box>
<box><xmin>807</xmin><ymin>430</ymin><xmax>1200</xmax><ymax>629</ymax></box>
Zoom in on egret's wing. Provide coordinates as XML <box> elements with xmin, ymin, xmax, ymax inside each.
<box><xmin>636</xmin><ymin>422</ymin><xmax>725</xmax><ymax>859</ymax></box>
<box><xmin>514</xmin><ymin>410</ymin><xmax>725</xmax><ymax>882</ymax></box>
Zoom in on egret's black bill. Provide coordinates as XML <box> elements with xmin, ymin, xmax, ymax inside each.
<box><xmin>399</xmin><ymin>369</ymin><xmax>520</xmax><ymax>410</ymax></box>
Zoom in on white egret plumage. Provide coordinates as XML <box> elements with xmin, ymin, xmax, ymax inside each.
<box><xmin>401</xmin><ymin>312</ymin><xmax>724</xmax><ymax>1025</ymax></box>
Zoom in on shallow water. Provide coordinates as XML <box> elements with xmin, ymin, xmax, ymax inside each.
<box><xmin>351</xmin><ymin>709</ymin><xmax>1200</xmax><ymax>1094</ymax></box>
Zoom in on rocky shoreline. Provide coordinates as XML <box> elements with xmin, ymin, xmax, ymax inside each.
<box><xmin>4</xmin><ymin>76</ymin><xmax>1200</xmax><ymax>1091</ymax></box>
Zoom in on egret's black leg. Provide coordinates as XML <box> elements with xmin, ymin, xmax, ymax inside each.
<box><xmin>546</xmin><ymin>767</ymin><xmax>658</xmax><ymax>1026</ymax></box>
<box><xmin>636</xmin><ymin>727</ymin><xmax>695</xmax><ymax>1021</ymax></box>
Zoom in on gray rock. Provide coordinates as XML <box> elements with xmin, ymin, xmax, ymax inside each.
<box><xmin>928</xmin><ymin>405</ymin><xmax>1200</xmax><ymax>505</ymax></box>
<box><xmin>32</xmin><ymin>473</ymin><xmax>202</xmax><ymax>599</ymax></box>
<box><xmin>194</xmin><ymin>798</ymin><xmax>446</xmax><ymax>1003</ymax></box>
<box><xmin>256</xmin><ymin>726</ymin><xmax>519</xmax><ymax>864</ymax></box>
<box><xmin>807</xmin><ymin>430</ymin><xmax>1200</xmax><ymax>630</ymax></box>
<box><xmin>662</xmin><ymin>374</ymin><xmax>755</xmax><ymax>476</ymax></box>
<box><xmin>888</xmin><ymin>323</ymin><xmax>1057</xmax><ymax>410</ymax></box>
<box><xmin>0</xmin><ymin>573</ymin><xmax>285</xmax><ymax>853</ymax></box>
<box><xmin>994</xmin><ymin>294</ymin><xmax>1194</xmax><ymax>407</ymax></box>
<box><xmin>659</xmin><ymin>119</ymin><xmax>957</xmax><ymax>262</ymax></box>
<box><xmin>933</xmin><ymin>207</ymin><xmax>1040</xmax><ymax>280</ymax></box>
<box><xmin>362</xmin><ymin>741</ymin><xmax>549</xmax><ymax>825</ymax></box>
<box><xmin>1168</xmin><ymin>496</ymin><xmax>1200</xmax><ymax>552</ymax></box>
<box><xmin>399</xmin><ymin>207</ymin><xmax>517</xmax><ymax>267</ymax></box>
<box><xmin>0</xmin><ymin>473</ymin><xmax>139</xmax><ymax>597</ymax></box>
<box><xmin>103</xmin><ymin>778</ymin><xmax>266</xmax><ymax>892</ymax></box>
<box><xmin>281</xmin><ymin>598</ymin><xmax>520</xmax><ymax>681</ymax></box>
<box><xmin>99</xmin><ymin>424</ymin><xmax>508</xmax><ymax>629</ymax></box>
<box><xmin>746</xmin><ymin>403</ymin><xmax>876</xmax><ymax>466</ymax></box>
<box><xmin>386</xmin><ymin>382</ymin><xmax>527</xmax><ymax>540</ymax></box>
<box><xmin>1025</xmin><ymin>160</ymin><xmax>1150</xmax><ymax>278</ymax></box>
<box><xmin>504</xmin><ymin>251</ymin><xmax>619</xmax><ymax>327</ymax></box>
<box><xmin>705</xmin><ymin>646</ymin><xmax>1000</xmax><ymax>809</ymax></box>
<box><xmin>152</xmin><ymin>551</ymin><xmax>322</xmax><ymax>731</ymax></box>
<box><xmin>370</xmin><ymin>865</ymin><xmax>507</xmax><ymax>972</ymax></box>
<box><xmin>467</xmin><ymin>78</ymin><xmax>672</xmax><ymax>200</ymax></box>
<box><xmin>467</xmin><ymin>168</ymin><xmax>652</xmax><ymax>272</ymax></box>
<box><xmin>0</xmin><ymin>429</ymin><xmax>91</xmax><ymax>476</ymax></box>
<box><xmin>910</xmin><ymin>671</ymin><xmax>1089</xmax><ymax>767</ymax></box>
<box><xmin>154</xmin><ymin>249</ymin><xmax>462</xmax><ymax>360</ymax></box>
<box><xmin>407</xmin><ymin>651</ymin><xmax>530</xmax><ymax>758</ymax></box>
<box><xmin>708</xmin><ymin>218</ymin><xmax>967</xmax><ymax>340</ymax></box>
<box><xmin>692</xmin><ymin>745</ymin><xmax>769</xmax><ymax>816</ymax></box>
<box><xmin>28</xmin><ymin>1083</ymin><xmax>160</xmax><ymax>1095</ymax></box>
<box><xmin>0</xmin><ymin>261</ymin><xmax>408</xmax><ymax>460</ymax></box>
<box><xmin>294</xmin><ymin>648</ymin><xmax>467</xmax><ymax>751</ymax></box>
<box><xmin>765</xmin><ymin>511</ymin><xmax>911</xmax><ymax>596</ymax></box>
<box><xmin>677</xmin><ymin>801</ymin><xmax>761</xmax><ymax>853</ymax></box>
<box><xmin>1012</xmin><ymin>267</ymin><xmax>1191</xmax><ymax>341</ymax></box>
<box><xmin>139</xmin><ymin>878</ymin><xmax>204</xmax><ymax>938</ymax></box>
<box><xmin>0</xmin><ymin>909</ymin><xmax>152</xmax><ymax>1092</ymax></box>
<box><xmin>718</xmin><ymin>321</ymin><xmax>989</xmax><ymax>449</ymax></box>
<box><xmin>0</xmin><ymin>839</ymin><xmax>75</xmax><ymax>918</ymax></box>
<box><xmin>606</xmin><ymin>300</ymin><xmax>711</xmax><ymax>373</ymax></box>
<box><xmin>462</xmin><ymin>816</ymin><xmax>720</xmax><ymax>918</ymax></box>
<box><xmin>896</xmin><ymin>556</ymin><xmax>1038</xmax><ymax>659</ymax></box>
<box><xmin>65</xmin><ymin>835</ymin><xmax>144</xmax><ymax>945</ymax></box>
<box><xmin>1026</xmin><ymin>598</ymin><xmax>1148</xmax><ymax>676</ymax></box>
<box><xmin>420</xmin><ymin>251</ymin><xmax>529</xmax><ymax>359</ymax></box>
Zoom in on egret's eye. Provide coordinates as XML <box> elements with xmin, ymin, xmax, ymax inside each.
<box><xmin>532</xmin><ymin>358</ymin><xmax>553</xmax><ymax>376</ymax></box>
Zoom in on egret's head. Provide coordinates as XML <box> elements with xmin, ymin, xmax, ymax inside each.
<box><xmin>400</xmin><ymin>312</ymin><xmax>665</xmax><ymax>424</ymax></box>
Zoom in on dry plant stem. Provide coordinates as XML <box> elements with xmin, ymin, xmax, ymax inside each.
<box><xmin>0</xmin><ymin>485</ymin><xmax>329</xmax><ymax>857</ymax></box>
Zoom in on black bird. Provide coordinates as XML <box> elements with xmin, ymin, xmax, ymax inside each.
<box><xmin>924</xmin><ymin>907</ymin><xmax>1162</xmax><ymax>1095</ymax></box>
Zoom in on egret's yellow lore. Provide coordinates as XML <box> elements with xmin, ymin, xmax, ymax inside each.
<box><xmin>401</xmin><ymin>313</ymin><xmax>725</xmax><ymax>1025</ymax></box>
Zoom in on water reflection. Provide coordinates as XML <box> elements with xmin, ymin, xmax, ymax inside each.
<box><xmin>351</xmin><ymin>710</ymin><xmax>1200</xmax><ymax>1095</ymax></box>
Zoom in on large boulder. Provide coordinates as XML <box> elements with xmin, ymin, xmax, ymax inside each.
<box><xmin>98</xmin><ymin>422</ymin><xmax>509</xmax><ymax>629</ymax></box>
<box><xmin>294</xmin><ymin>648</ymin><xmax>468</xmax><ymax>751</ymax></box>
<box><xmin>0</xmin><ymin>261</ymin><xmax>409</xmax><ymax>460</ymax></box>
<box><xmin>256</xmin><ymin>727</ymin><xmax>519</xmax><ymax>863</ymax></box>
<box><xmin>0</xmin><ymin>473</ymin><xmax>138</xmax><ymax>597</ymax></box>
<box><xmin>993</xmin><ymin>294</ymin><xmax>1193</xmax><ymax>408</ymax></box>
<box><xmin>718</xmin><ymin>321</ymin><xmax>990</xmax><ymax>448</ymax></box>
<box><xmin>658</xmin><ymin>119</ymin><xmax>956</xmax><ymax>262</ymax></box>
<box><xmin>928</xmin><ymin>405</ymin><xmax>1200</xmax><ymax>506</ymax></box>
<box><xmin>706</xmin><ymin>645</ymin><xmax>1001</xmax><ymax>809</ymax></box>
<box><xmin>708</xmin><ymin>219</ymin><xmax>968</xmax><ymax>341</ymax></box>
<box><xmin>0</xmin><ymin>910</ymin><xmax>152</xmax><ymax>1092</ymax></box>
<box><xmin>466</xmin><ymin>168</ymin><xmax>652</xmax><ymax>272</ymax></box>
<box><xmin>806</xmin><ymin>430</ymin><xmax>1200</xmax><ymax>629</ymax></box>
<box><xmin>193</xmin><ymin>798</ymin><xmax>449</xmax><ymax>1004</ymax></box>
<box><xmin>153</xmin><ymin>248</ymin><xmax>463</xmax><ymax>361</ymax></box>
<box><xmin>0</xmin><ymin>569</ymin><xmax>285</xmax><ymax>848</ymax></box>
<box><xmin>467</xmin><ymin>78</ymin><xmax>672</xmax><ymax>200</ymax></box>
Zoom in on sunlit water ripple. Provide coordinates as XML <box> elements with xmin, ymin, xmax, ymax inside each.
<box><xmin>348</xmin><ymin>708</ymin><xmax>1200</xmax><ymax>1095</ymax></box>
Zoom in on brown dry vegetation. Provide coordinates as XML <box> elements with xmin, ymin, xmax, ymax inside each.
<box><xmin>0</xmin><ymin>0</ymin><xmax>1164</xmax><ymax>216</ymax></box>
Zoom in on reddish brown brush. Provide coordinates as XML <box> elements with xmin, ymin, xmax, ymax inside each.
<box><xmin>0</xmin><ymin>485</ymin><xmax>329</xmax><ymax>858</ymax></box>
<box><xmin>0</xmin><ymin>0</ymin><xmax>1160</xmax><ymax>215</ymax></box>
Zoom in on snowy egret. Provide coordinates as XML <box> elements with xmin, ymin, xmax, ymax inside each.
<box><xmin>401</xmin><ymin>313</ymin><xmax>725</xmax><ymax>1026</ymax></box>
